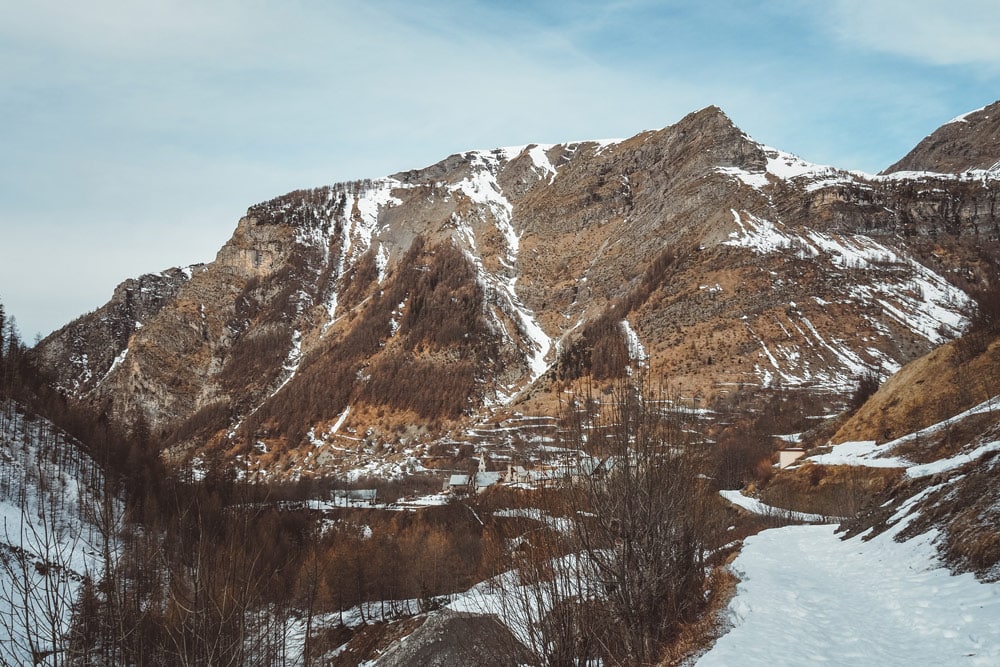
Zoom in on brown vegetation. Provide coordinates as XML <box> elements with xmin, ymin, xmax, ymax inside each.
<box><xmin>709</xmin><ymin>388</ymin><xmax>834</xmax><ymax>489</ymax></box>
<box><xmin>244</xmin><ymin>236</ymin><xmax>499</xmax><ymax>447</ymax></box>
<box><xmin>833</xmin><ymin>334</ymin><xmax>1000</xmax><ymax>444</ymax></box>
<box><xmin>481</xmin><ymin>378</ymin><xmax>726</xmax><ymax>666</ymax></box>
<box><xmin>758</xmin><ymin>463</ymin><xmax>901</xmax><ymax>518</ymax></box>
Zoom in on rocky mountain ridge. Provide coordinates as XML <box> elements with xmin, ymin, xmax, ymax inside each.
<box><xmin>36</xmin><ymin>103</ymin><xmax>1000</xmax><ymax>478</ymax></box>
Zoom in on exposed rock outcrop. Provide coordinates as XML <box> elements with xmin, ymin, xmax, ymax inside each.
<box><xmin>35</xmin><ymin>267</ymin><xmax>196</xmax><ymax>395</ymax></box>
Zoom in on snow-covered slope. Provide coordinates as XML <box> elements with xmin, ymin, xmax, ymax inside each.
<box><xmin>0</xmin><ymin>400</ymin><xmax>109</xmax><ymax>666</ymax></box>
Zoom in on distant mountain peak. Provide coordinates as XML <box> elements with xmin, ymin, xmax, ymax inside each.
<box><xmin>882</xmin><ymin>99</ymin><xmax>1000</xmax><ymax>175</ymax></box>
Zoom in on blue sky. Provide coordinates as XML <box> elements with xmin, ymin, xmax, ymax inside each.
<box><xmin>2</xmin><ymin>0</ymin><xmax>999</xmax><ymax>340</ymax></box>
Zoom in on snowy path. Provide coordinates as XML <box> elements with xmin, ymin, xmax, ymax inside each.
<box><xmin>699</xmin><ymin>524</ymin><xmax>1000</xmax><ymax>666</ymax></box>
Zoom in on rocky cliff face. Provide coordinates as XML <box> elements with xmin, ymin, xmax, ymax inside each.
<box><xmin>36</xmin><ymin>103</ymin><xmax>1000</xmax><ymax>478</ymax></box>
<box><xmin>36</xmin><ymin>267</ymin><xmax>196</xmax><ymax>395</ymax></box>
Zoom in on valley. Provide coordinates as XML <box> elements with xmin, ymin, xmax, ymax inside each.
<box><xmin>2</xmin><ymin>100</ymin><xmax>1000</xmax><ymax>665</ymax></box>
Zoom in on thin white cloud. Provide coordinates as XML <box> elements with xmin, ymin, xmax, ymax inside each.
<box><xmin>0</xmin><ymin>0</ymin><xmax>253</xmax><ymax>61</ymax></box>
<box><xmin>821</xmin><ymin>0</ymin><xmax>1000</xmax><ymax>68</ymax></box>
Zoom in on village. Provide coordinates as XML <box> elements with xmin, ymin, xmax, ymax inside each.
<box><xmin>326</xmin><ymin>445</ymin><xmax>807</xmax><ymax>509</ymax></box>
<box><xmin>325</xmin><ymin>453</ymin><xmax>618</xmax><ymax>508</ymax></box>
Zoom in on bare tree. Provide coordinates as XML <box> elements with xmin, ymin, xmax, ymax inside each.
<box><xmin>485</xmin><ymin>376</ymin><xmax>722</xmax><ymax>666</ymax></box>
<box><xmin>0</xmin><ymin>413</ymin><xmax>91</xmax><ymax>666</ymax></box>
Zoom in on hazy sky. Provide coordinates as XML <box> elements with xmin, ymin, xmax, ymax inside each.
<box><xmin>2</xmin><ymin>0</ymin><xmax>999</xmax><ymax>340</ymax></box>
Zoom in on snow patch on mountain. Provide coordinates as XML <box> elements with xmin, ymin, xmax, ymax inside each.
<box><xmin>725</xmin><ymin>209</ymin><xmax>971</xmax><ymax>356</ymax></box>
<box><xmin>375</xmin><ymin>243</ymin><xmax>389</xmax><ymax>283</ymax></box>
<box><xmin>763</xmin><ymin>146</ymin><xmax>840</xmax><ymax>182</ymax></box>
<box><xmin>808</xmin><ymin>439</ymin><xmax>906</xmax><ymax>469</ymax></box>
<box><xmin>527</xmin><ymin>144</ymin><xmax>558</xmax><ymax>182</ymax></box>
<box><xmin>97</xmin><ymin>348</ymin><xmax>129</xmax><ymax>387</ymax></box>
<box><xmin>620</xmin><ymin>319</ymin><xmax>647</xmax><ymax>364</ymax></box>
<box><xmin>947</xmin><ymin>105</ymin><xmax>988</xmax><ymax>124</ymax></box>
<box><xmin>269</xmin><ymin>330</ymin><xmax>303</xmax><ymax>397</ymax></box>
<box><xmin>357</xmin><ymin>179</ymin><xmax>401</xmax><ymax>231</ymax></box>
<box><xmin>716</xmin><ymin>166</ymin><xmax>768</xmax><ymax>189</ymax></box>
<box><xmin>453</xmin><ymin>154</ymin><xmax>516</xmax><ymax>253</ymax></box>
<box><xmin>725</xmin><ymin>210</ymin><xmax>799</xmax><ymax>254</ymax></box>
<box><xmin>450</xmin><ymin>154</ymin><xmax>552</xmax><ymax>389</ymax></box>
<box><xmin>717</xmin><ymin>146</ymin><xmax>845</xmax><ymax>191</ymax></box>
<box><xmin>331</xmin><ymin>406</ymin><xmax>350</xmax><ymax>435</ymax></box>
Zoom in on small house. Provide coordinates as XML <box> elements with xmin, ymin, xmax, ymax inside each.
<box><xmin>332</xmin><ymin>489</ymin><xmax>379</xmax><ymax>506</ymax></box>
<box><xmin>446</xmin><ymin>474</ymin><xmax>471</xmax><ymax>495</ymax></box>
<box><xmin>506</xmin><ymin>465</ymin><xmax>530</xmax><ymax>484</ymax></box>
<box><xmin>777</xmin><ymin>448</ymin><xmax>806</xmax><ymax>469</ymax></box>
<box><xmin>474</xmin><ymin>471</ymin><xmax>502</xmax><ymax>493</ymax></box>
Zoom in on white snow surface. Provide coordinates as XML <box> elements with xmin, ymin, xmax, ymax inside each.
<box><xmin>493</xmin><ymin>507</ymin><xmax>573</xmax><ymax>533</ymax></box>
<box><xmin>906</xmin><ymin>440</ymin><xmax>1000</xmax><ymax>478</ymax></box>
<box><xmin>763</xmin><ymin>146</ymin><xmax>841</xmax><ymax>182</ymax></box>
<box><xmin>718</xmin><ymin>489</ymin><xmax>841</xmax><ymax>523</ymax></box>
<box><xmin>271</xmin><ymin>330</ymin><xmax>303</xmax><ymax>394</ymax></box>
<box><xmin>947</xmin><ymin>104</ymin><xmax>988</xmax><ymax>124</ymax></box>
<box><xmin>620</xmin><ymin>319</ymin><xmax>648</xmax><ymax>364</ymax></box>
<box><xmin>526</xmin><ymin>144</ymin><xmax>558</xmax><ymax>182</ymax></box>
<box><xmin>698</xmin><ymin>523</ymin><xmax>1000</xmax><ymax>666</ymax></box>
<box><xmin>716</xmin><ymin>145</ymin><xmax>845</xmax><ymax>191</ymax></box>
<box><xmin>96</xmin><ymin>347</ymin><xmax>129</xmax><ymax>387</ymax></box>
<box><xmin>330</xmin><ymin>406</ymin><xmax>350</xmax><ymax>435</ymax></box>
<box><xmin>808</xmin><ymin>439</ymin><xmax>906</xmax><ymax>469</ymax></box>
<box><xmin>715</xmin><ymin>166</ymin><xmax>768</xmax><ymax>189</ymax></box>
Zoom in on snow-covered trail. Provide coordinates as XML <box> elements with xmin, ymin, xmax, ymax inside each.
<box><xmin>699</xmin><ymin>524</ymin><xmax>1000</xmax><ymax>666</ymax></box>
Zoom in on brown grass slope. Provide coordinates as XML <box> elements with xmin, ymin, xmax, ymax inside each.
<box><xmin>831</xmin><ymin>310</ymin><xmax>1000</xmax><ymax>580</ymax></box>
<box><xmin>833</xmin><ymin>336</ymin><xmax>1000</xmax><ymax>444</ymax></box>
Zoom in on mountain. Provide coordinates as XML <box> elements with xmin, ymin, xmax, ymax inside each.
<box><xmin>36</xmin><ymin>104</ymin><xmax>1000</xmax><ymax>479</ymax></box>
